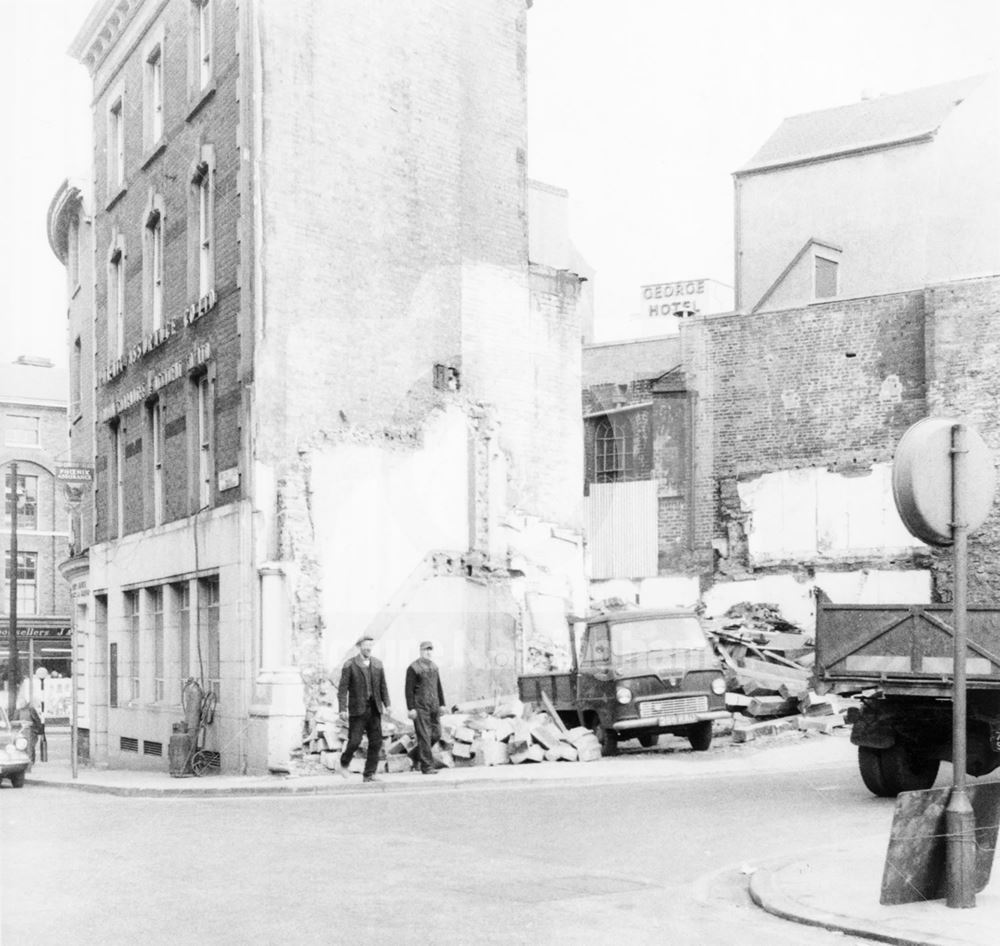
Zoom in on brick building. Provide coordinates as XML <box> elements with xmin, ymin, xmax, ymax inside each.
<box><xmin>52</xmin><ymin>0</ymin><xmax>584</xmax><ymax>773</ymax></box>
<box><xmin>0</xmin><ymin>357</ymin><xmax>72</xmax><ymax>715</ymax></box>
<box><xmin>581</xmin><ymin>74</ymin><xmax>1000</xmax><ymax>628</ymax></box>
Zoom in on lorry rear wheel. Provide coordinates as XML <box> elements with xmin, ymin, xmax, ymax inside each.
<box><xmin>687</xmin><ymin>721</ymin><xmax>713</xmax><ymax>751</ymax></box>
<box><xmin>637</xmin><ymin>733</ymin><xmax>658</xmax><ymax>748</ymax></box>
<box><xmin>858</xmin><ymin>744</ymin><xmax>940</xmax><ymax>797</ymax></box>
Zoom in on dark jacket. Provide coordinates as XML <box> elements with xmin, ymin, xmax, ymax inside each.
<box><xmin>405</xmin><ymin>659</ymin><xmax>445</xmax><ymax>711</ymax></box>
<box><xmin>338</xmin><ymin>655</ymin><xmax>390</xmax><ymax>716</ymax></box>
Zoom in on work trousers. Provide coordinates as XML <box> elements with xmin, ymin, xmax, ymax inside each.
<box><xmin>340</xmin><ymin>701</ymin><xmax>383</xmax><ymax>777</ymax></box>
<box><xmin>413</xmin><ymin>705</ymin><xmax>441</xmax><ymax>772</ymax></box>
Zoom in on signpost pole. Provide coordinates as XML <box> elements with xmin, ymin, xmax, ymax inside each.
<box><xmin>946</xmin><ymin>422</ymin><xmax>976</xmax><ymax>908</ymax></box>
<box><xmin>6</xmin><ymin>462</ymin><xmax>19</xmax><ymax>719</ymax></box>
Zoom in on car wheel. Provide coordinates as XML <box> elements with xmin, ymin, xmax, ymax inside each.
<box><xmin>858</xmin><ymin>744</ymin><xmax>939</xmax><ymax>797</ymax></box>
<box><xmin>637</xmin><ymin>733</ymin><xmax>658</xmax><ymax>748</ymax></box>
<box><xmin>687</xmin><ymin>721</ymin><xmax>713</xmax><ymax>751</ymax></box>
<box><xmin>9</xmin><ymin>771</ymin><xmax>25</xmax><ymax>789</ymax></box>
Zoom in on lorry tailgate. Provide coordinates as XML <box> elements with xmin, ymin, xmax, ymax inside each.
<box><xmin>815</xmin><ymin>603</ymin><xmax>1000</xmax><ymax>694</ymax></box>
<box><xmin>518</xmin><ymin>672</ymin><xmax>576</xmax><ymax>708</ymax></box>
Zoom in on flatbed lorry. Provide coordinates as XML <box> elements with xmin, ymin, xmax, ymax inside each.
<box><xmin>814</xmin><ymin>600</ymin><xmax>1000</xmax><ymax>796</ymax></box>
<box><xmin>518</xmin><ymin>609</ymin><xmax>730</xmax><ymax>755</ymax></box>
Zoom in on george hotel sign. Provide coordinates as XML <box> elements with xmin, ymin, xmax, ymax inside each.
<box><xmin>641</xmin><ymin>279</ymin><xmax>707</xmax><ymax>319</ymax></box>
<box><xmin>99</xmin><ymin>342</ymin><xmax>212</xmax><ymax>423</ymax></box>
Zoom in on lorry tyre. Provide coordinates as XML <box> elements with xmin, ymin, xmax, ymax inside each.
<box><xmin>687</xmin><ymin>721</ymin><xmax>713</xmax><ymax>751</ymax></box>
<box><xmin>858</xmin><ymin>744</ymin><xmax>940</xmax><ymax>797</ymax></box>
<box><xmin>637</xmin><ymin>734</ymin><xmax>658</xmax><ymax>748</ymax></box>
<box><xmin>9</xmin><ymin>771</ymin><xmax>25</xmax><ymax>789</ymax></box>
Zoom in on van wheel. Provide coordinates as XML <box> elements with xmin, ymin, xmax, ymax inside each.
<box><xmin>637</xmin><ymin>733</ymin><xmax>658</xmax><ymax>748</ymax></box>
<box><xmin>687</xmin><ymin>721</ymin><xmax>713</xmax><ymax>751</ymax></box>
<box><xmin>858</xmin><ymin>744</ymin><xmax>939</xmax><ymax>797</ymax></box>
<box><xmin>9</xmin><ymin>771</ymin><xmax>25</xmax><ymax>789</ymax></box>
<box><xmin>590</xmin><ymin>718</ymin><xmax>618</xmax><ymax>756</ymax></box>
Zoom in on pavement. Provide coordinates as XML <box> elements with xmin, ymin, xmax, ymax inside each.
<box><xmin>19</xmin><ymin>726</ymin><xmax>1000</xmax><ymax>946</ymax></box>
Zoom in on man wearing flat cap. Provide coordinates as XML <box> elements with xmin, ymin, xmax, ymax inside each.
<box><xmin>405</xmin><ymin>641</ymin><xmax>446</xmax><ymax>775</ymax></box>
<box><xmin>338</xmin><ymin>635</ymin><xmax>391</xmax><ymax>782</ymax></box>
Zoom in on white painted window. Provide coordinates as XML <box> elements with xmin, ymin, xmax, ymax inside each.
<box><xmin>199</xmin><ymin>575</ymin><xmax>220</xmax><ymax>698</ymax></box>
<box><xmin>173</xmin><ymin>581</ymin><xmax>191</xmax><ymax>686</ymax></box>
<box><xmin>4</xmin><ymin>551</ymin><xmax>38</xmax><ymax>615</ymax></box>
<box><xmin>196</xmin><ymin>164</ymin><xmax>213</xmax><ymax>299</ymax></box>
<box><xmin>4</xmin><ymin>414</ymin><xmax>39</xmax><ymax>447</ymax></box>
<box><xmin>125</xmin><ymin>589</ymin><xmax>140</xmax><ymax>702</ymax></box>
<box><xmin>146</xmin><ymin>43</ymin><xmax>164</xmax><ymax>145</ymax></box>
<box><xmin>148</xmin><ymin>398</ymin><xmax>164</xmax><ymax>526</ymax></box>
<box><xmin>196</xmin><ymin>373</ymin><xmax>212</xmax><ymax>508</ymax></box>
<box><xmin>109</xmin><ymin>244</ymin><xmax>125</xmax><ymax>358</ymax></box>
<box><xmin>108</xmin><ymin>95</ymin><xmax>125</xmax><ymax>192</ymax></box>
<box><xmin>147</xmin><ymin>208</ymin><xmax>164</xmax><ymax>330</ymax></box>
<box><xmin>112</xmin><ymin>422</ymin><xmax>125</xmax><ymax>536</ymax></box>
<box><xmin>4</xmin><ymin>474</ymin><xmax>38</xmax><ymax>530</ymax></box>
<box><xmin>150</xmin><ymin>586</ymin><xmax>165</xmax><ymax>701</ymax></box>
<box><xmin>195</xmin><ymin>0</ymin><xmax>213</xmax><ymax>90</ymax></box>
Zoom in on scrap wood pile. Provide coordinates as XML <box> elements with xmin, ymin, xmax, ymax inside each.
<box><xmin>294</xmin><ymin>693</ymin><xmax>602</xmax><ymax>775</ymax></box>
<box><xmin>702</xmin><ymin>601</ymin><xmax>858</xmax><ymax>743</ymax></box>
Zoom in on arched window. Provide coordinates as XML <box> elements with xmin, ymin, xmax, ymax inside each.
<box><xmin>594</xmin><ymin>415</ymin><xmax>635</xmax><ymax>482</ymax></box>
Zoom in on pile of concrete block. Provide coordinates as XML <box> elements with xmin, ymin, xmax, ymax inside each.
<box><xmin>294</xmin><ymin>694</ymin><xmax>603</xmax><ymax>774</ymax></box>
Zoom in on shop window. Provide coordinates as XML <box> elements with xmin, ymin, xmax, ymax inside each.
<box><xmin>150</xmin><ymin>586</ymin><xmax>164</xmax><ymax>701</ymax></box>
<box><xmin>198</xmin><ymin>576</ymin><xmax>220</xmax><ymax>698</ymax></box>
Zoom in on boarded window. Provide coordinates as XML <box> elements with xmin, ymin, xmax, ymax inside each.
<box><xmin>815</xmin><ymin>256</ymin><xmax>838</xmax><ymax>299</ymax></box>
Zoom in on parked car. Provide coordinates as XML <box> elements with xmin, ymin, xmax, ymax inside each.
<box><xmin>518</xmin><ymin>609</ymin><xmax>730</xmax><ymax>755</ymax></box>
<box><xmin>0</xmin><ymin>706</ymin><xmax>31</xmax><ymax>788</ymax></box>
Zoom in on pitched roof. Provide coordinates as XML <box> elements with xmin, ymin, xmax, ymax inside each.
<box><xmin>583</xmin><ymin>335</ymin><xmax>681</xmax><ymax>387</ymax></box>
<box><xmin>738</xmin><ymin>74</ymin><xmax>990</xmax><ymax>174</ymax></box>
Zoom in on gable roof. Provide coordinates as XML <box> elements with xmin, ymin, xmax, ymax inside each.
<box><xmin>738</xmin><ymin>74</ymin><xmax>990</xmax><ymax>175</ymax></box>
<box><xmin>583</xmin><ymin>335</ymin><xmax>681</xmax><ymax>387</ymax></box>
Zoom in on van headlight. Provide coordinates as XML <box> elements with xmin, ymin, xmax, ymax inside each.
<box><xmin>711</xmin><ymin>676</ymin><xmax>727</xmax><ymax>695</ymax></box>
<box><xmin>615</xmin><ymin>686</ymin><xmax>633</xmax><ymax>705</ymax></box>
<box><xmin>14</xmin><ymin>736</ymin><xmax>28</xmax><ymax>751</ymax></box>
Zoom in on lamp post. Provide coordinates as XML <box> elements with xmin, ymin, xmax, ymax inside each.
<box><xmin>5</xmin><ymin>461</ymin><xmax>20</xmax><ymax>719</ymax></box>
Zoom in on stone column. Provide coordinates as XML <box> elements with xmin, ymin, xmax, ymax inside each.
<box><xmin>247</xmin><ymin>562</ymin><xmax>305</xmax><ymax>774</ymax></box>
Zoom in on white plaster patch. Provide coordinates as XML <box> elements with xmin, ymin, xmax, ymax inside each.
<box><xmin>738</xmin><ymin>462</ymin><xmax>925</xmax><ymax>564</ymax></box>
<box><xmin>638</xmin><ymin>575</ymin><xmax>700</xmax><ymax>609</ymax></box>
<box><xmin>781</xmin><ymin>388</ymin><xmax>801</xmax><ymax>410</ymax></box>
<box><xmin>705</xmin><ymin>568</ymin><xmax>933</xmax><ymax>633</ymax></box>
<box><xmin>879</xmin><ymin>374</ymin><xmax>903</xmax><ymax>403</ymax></box>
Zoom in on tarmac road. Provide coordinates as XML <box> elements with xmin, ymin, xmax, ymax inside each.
<box><xmin>1</xmin><ymin>730</ymin><xmax>883</xmax><ymax>945</ymax></box>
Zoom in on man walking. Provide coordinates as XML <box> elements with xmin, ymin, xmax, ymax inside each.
<box><xmin>338</xmin><ymin>635</ymin><xmax>391</xmax><ymax>782</ymax></box>
<box><xmin>405</xmin><ymin>641</ymin><xmax>446</xmax><ymax>775</ymax></box>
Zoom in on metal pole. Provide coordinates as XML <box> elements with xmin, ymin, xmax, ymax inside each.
<box><xmin>6</xmin><ymin>463</ymin><xmax>19</xmax><ymax>719</ymax></box>
<box><xmin>71</xmin><ymin>610</ymin><xmax>78</xmax><ymax>779</ymax></box>
<box><xmin>946</xmin><ymin>422</ymin><xmax>976</xmax><ymax>908</ymax></box>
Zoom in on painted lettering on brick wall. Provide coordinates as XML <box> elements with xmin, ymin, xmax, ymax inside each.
<box><xmin>641</xmin><ymin>279</ymin><xmax>705</xmax><ymax>319</ymax></box>
<box><xmin>98</xmin><ymin>342</ymin><xmax>213</xmax><ymax>422</ymax></box>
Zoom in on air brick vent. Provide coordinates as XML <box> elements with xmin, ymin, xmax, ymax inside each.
<box><xmin>120</xmin><ymin>736</ymin><xmax>139</xmax><ymax>753</ymax></box>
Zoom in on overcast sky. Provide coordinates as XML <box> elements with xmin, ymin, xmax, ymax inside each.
<box><xmin>3</xmin><ymin>0</ymin><xmax>998</xmax><ymax>367</ymax></box>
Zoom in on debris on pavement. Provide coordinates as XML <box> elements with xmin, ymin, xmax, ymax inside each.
<box><xmin>291</xmin><ymin>692</ymin><xmax>603</xmax><ymax>776</ymax></box>
<box><xmin>703</xmin><ymin>601</ymin><xmax>859</xmax><ymax>743</ymax></box>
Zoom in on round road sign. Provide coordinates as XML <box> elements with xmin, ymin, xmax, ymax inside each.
<box><xmin>892</xmin><ymin>417</ymin><xmax>996</xmax><ymax>546</ymax></box>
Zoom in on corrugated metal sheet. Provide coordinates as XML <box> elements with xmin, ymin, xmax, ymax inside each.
<box><xmin>586</xmin><ymin>480</ymin><xmax>658</xmax><ymax>580</ymax></box>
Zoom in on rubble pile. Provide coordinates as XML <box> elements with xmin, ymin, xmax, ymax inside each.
<box><xmin>294</xmin><ymin>694</ymin><xmax>602</xmax><ymax>775</ymax></box>
<box><xmin>703</xmin><ymin>601</ymin><xmax>858</xmax><ymax>743</ymax></box>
